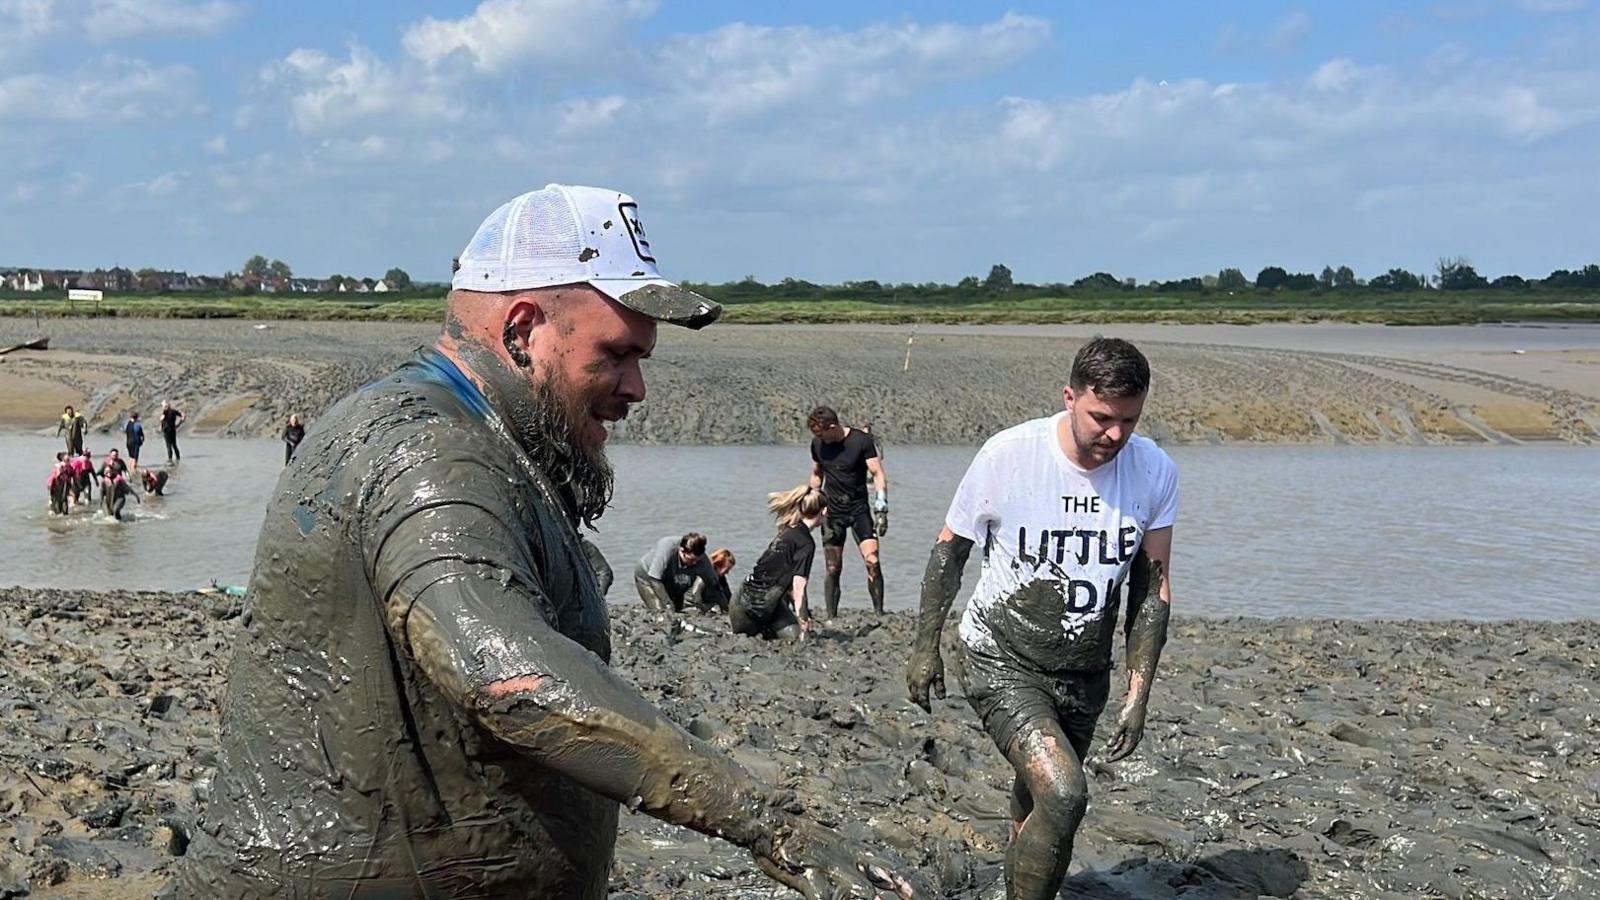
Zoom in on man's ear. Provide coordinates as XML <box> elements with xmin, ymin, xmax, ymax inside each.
<box><xmin>502</xmin><ymin>297</ymin><xmax>546</xmax><ymax>367</ymax></box>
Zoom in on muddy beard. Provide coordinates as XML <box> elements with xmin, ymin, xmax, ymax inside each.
<box><xmin>455</xmin><ymin>342</ymin><xmax>616</xmax><ymax>527</ymax></box>
<box><xmin>520</xmin><ymin>372</ymin><xmax>615</xmax><ymax>527</ymax></box>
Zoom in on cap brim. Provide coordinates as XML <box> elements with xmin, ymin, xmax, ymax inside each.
<box><xmin>591</xmin><ymin>278</ymin><xmax>722</xmax><ymax>330</ymax></box>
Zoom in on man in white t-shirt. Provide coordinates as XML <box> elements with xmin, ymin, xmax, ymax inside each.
<box><xmin>906</xmin><ymin>337</ymin><xmax>1177</xmax><ymax>900</ymax></box>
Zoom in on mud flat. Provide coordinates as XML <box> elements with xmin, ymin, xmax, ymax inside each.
<box><xmin>1</xmin><ymin>319</ymin><xmax>1596</xmax><ymax>445</ymax></box>
<box><xmin>2</xmin><ymin>587</ymin><xmax>1597</xmax><ymax>898</ymax></box>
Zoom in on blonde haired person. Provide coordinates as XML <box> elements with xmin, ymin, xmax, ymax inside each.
<box><xmin>731</xmin><ymin>485</ymin><xmax>825</xmax><ymax>641</ymax></box>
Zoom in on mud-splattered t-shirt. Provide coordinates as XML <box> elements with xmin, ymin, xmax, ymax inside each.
<box><xmin>947</xmin><ymin>413</ymin><xmax>1178</xmax><ymax>672</ymax></box>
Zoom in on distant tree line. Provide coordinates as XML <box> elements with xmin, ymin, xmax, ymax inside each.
<box><xmin>683</xmin><ymin>258</ymin><xmax>1600</xmax><ymax>304</ymax></box>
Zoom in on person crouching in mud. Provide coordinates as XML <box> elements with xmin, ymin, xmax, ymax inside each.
<box><xmin>731</xmin><ymin>485</ymin><xmax>825</xmax><ymax>642</ymax></box>
<box><xmin>635</xmin><ymin>531</ymin><xmax>721</xmax><ymax>613</ymax></box>
<box><xmin>907</xmin><ymin>337</ymin><xmax>1178</xmax><ymax>900</ymax></box>
<box><xmin>167</xmin><ymin>184</ymin><xmax>925</xmax><ymax>900</ymax></box>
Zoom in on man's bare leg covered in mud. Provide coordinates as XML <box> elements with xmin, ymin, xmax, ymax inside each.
<box><xmin>808</xmin><ymin>406</ymin><xmax>888</xmax><ymax>617</ymax></box>
<box><xmin>169</xmin><ymin>185</ymin><xmax>926</xmax><ymax>900</ymax></box>
<box><xmin>906</xmin><ymin>337</ymin><xmax>1178</xmax><ymax>900</ymax></box>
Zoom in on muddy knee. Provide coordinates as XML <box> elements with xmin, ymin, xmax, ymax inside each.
<box><xmin>864</xmin><ymin>557</ymin><xmax>882</xmax><ymax>581</ymax></box>
<box><xmin>824</xmin><ymin>547</ymin><xmax>844</xmax><ymax>577</ymax></box>
<box><xmin>1025</xmin><ymin>768</ymin><xmax>1088</xmax><ymax>834</ymax></box>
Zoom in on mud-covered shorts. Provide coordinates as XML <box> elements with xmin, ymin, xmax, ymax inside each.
<box><xmin>956</xmin><ymin>639</ymin><xmax>1111</xmax><ymax>759</ymax></box>
<box><xmin>820</xmin><ymin>508</ymin><xmax>875</xmax><ymax>547</ymax></box>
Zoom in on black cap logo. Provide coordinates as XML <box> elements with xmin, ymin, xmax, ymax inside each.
<box><xmin>619</xmin><ymin>202</ymin><xmax>655</xmax><ymax>264</ymax></box>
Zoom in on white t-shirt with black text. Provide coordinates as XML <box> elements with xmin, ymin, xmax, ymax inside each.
<box><xmin>946</xmin><ymin>412</ymin><xmax>1179</xmax><ymax>671</ymax></box>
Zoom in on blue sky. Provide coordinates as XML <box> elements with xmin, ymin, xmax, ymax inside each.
<box><xmin>2</xmin><ymin>0</ymin><xmax>1598</xmax><ymax>284</ymax></box>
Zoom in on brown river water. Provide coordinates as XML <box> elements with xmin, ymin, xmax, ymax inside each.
<box><xmin>2</xmin><ymin>435</ymin><xmax>1595</xmax><ymax>619</ymax></box>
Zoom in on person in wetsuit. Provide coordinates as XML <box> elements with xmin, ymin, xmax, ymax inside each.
<box><xmin>906</xmin><ymin>337</ymin><xmax>1178</xmax><ymax>900</ymax></box>
<box><xmin>282</xmin><ymin>413</ymin><xmax>305</xmax><ymax>465</ymax></box>
<box><xmin>57</xmin><ymin>405</ymin><xmax>87</xmax><ymax>456</ymax></box>
<box><xmin>159</xmin><ymin>400</ymin><xmax>183</xmax><ymax>462</ymax></box>
<box><xmin>123</xmin><ymin>411</ymin><xmax>145</xmax><ymax>471</ymax></box>
<box><xmin>99</xmin><ymin>449</ymin><xmax>136</xmax><ymax>520</ymax></box>
<box><xmin>47</xmin><ymin>453</ymin><xmax>71</xmax><ymax>515</ymax></box>
<box><xmin>142</xmin><ymin>468</ymin><xmax>169</xmax><ymax>496</ymax></box>
<box><xmin>731</xmin><ymin>485</ymin><xmax>825</xmax><ymax>642</ymax></box>
<box><xmin>69</xmin><ymin>450</ymin><xmax>95</xmax><ymax>506</ymax></box>
<box><xmin>808</xmin><ymin>405</ymin><xmax>889</xmax><ymax>617</ymax></box>
<box><xmin>634</xmin><ymin>531</ymin><xmax>720</xmax><ymax>613</ymax></box>
<box><xmin>168</xmin><ymin>184</ymin><xmax>923</xmax><ymax>900</ymax></box>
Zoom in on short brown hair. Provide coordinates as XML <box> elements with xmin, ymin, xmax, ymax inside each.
<box><xmin>710</xmin><ymin>548</ymin><xmax>735</xmax><ymax>570</ymax></box>
<box><xmin>1069</xmin><ymin>337</ymin><xmax>1150</xmax><ymax>398</ymax></box>
<box><xmin>678</xmin><ymin>532</ymin><xmax>707</xmax><ymax>555</ymax></box>
<box><xmin>807</xmin><ymin>405</ymin><xmax>839</xmax><ymax>432</ymax></box>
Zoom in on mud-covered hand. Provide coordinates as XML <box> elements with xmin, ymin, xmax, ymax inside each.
<box><xmin>1101</xmin><ymin>697</ymin><xmax>1148</xmax><ymax>762</ymax></box>
<box><xmin>755</xmin><ymin>816</ymin><xmax>927</xmax><ymax>899</ymax></box>
<box><xmin>905</xmin><ymin>645</ymin><xmax>946</xmax><ymax>712</ymax></box>
<box><xmin>873</xmin><ymin>506</ymin><xmax>890</xmax><ymax>538</ymax></box>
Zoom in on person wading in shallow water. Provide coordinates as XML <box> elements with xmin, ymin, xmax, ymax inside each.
<box><xmin>57</xmin><ymin>405</ymin><xmax>86</xmax><ymax>457</ymax></box>
<box><xmin>169</xmin><ymin>184</ymin><xmax>924</xmax><ymax>900</ymax></box>
<box><xmin>808</xmin><ymin>406</ymin><xmax>889</xmax><ymax>617</ymax></box>
<box><xmin>159</xmin><ymin>400</ymin><xmax>184</xmax><ymax>462</ymax></box>
<box><xmin>907</xmin><ymin>337</ymin><xmax>1178</xmax><ymax>900</ymax></box>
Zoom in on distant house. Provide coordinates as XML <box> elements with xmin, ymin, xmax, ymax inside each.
<box><xmin>373</xmin><ymin>279</ymin><xmax>391</xmax><ymax>293</ymax></box>
<box><xmin>3</xmin><ymin>270</ymin><xmax>45</xmax><ymax>291</ymax></box>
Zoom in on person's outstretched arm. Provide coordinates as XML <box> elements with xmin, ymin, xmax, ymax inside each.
<box><xmin>366</xmin><ymin>456</ymin><xmax>921</xmax><ymax>898</ymax></box>
<box><xmin>906</xmin><ymin>526</ymin><xmax>972</xmax><ymax>711</ymax></box>
<box><xmin>1102</xmin><ymin>529</ymin><xmax>1172</xmax><ymax>762</ymax></box>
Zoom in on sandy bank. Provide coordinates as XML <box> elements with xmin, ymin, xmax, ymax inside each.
<box><xmin>1</xmin><ymin>319</ymin><xmax>1596</xmax><ymax>445</ymax></box>
<box><xmin>2</xmin><ymin>587</ymin><xmax>1596</xmax><ymax>898</ymax></box>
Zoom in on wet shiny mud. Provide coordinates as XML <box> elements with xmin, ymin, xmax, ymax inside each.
<box><xmin>3</xmin><ymin>588</ymin><xmax>1599</xmax><ymax>898</ymax></box>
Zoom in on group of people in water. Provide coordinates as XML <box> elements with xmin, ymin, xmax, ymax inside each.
<box><xmin>46</xmin><ymin>402</ymin><xmax>181</xmax><ymax>520</ymax></box>
<box><xmin>628</xmin><ymin>407</ymin><xmax>887</xmax><ymax>642</ymax></box>
<box><xmin>46</xmin><ymin>404</ymin><xmax>314</xmax><ymax>521</ymax></box>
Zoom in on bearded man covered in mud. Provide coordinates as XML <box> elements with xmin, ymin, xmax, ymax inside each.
<box><xmin>171</xmin><ymin>185</ymin><xmax>924</xmax><ymax>900</ymax></box>
<box><xmin>907</xmin><ymin>337</ymin><xmax>1177</xmax><ymax>900</ymax></box>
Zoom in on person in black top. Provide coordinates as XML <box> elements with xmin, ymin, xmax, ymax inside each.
<box><xmin>142</xmin><ymin>468</ymin><xmax>169</xmax><ymax>496</ymax></box>
<box><xmin>159</xmin><ymin>400</ymin><xmax>184</xmax><ymax>463</ymax></box>
<box><xmin>282</xmin><ymin>414</ymin><xmax>305</xmax><ymax>465</ymax></box>
<box><xmin>99</xmin><ymin>449</ymin><xmax>137</xmax><ymax>520</ymax></box>
<box><xmin>732</xmin><ymin>485</ymin><xmax>825</xmax><ymax>641</ymax></box>
<box><xmin>807</xmin><ymin>405</ymin><xmax>889</xmax><ymax>617</ymax></box>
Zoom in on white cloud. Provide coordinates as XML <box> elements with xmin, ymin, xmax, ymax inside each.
<box><xmin>0</xmin><ymin>0</ymin><xmax>240</xmax><ymax>47</ymax></box>
<box><xmin>0</xmin><ymin>55</ymin><xmax>198</xmax><ymax>122</ymax></box>
<box><xmin>1268</xmin><ymin>10</ymin><xmax>1313</xmax><ymax>53</ymax></box>
<box><xmin>143</xmin><ymin>171</ymin><xmax>181</xmax><ymax>196</ymax></box>
<box><xmin>263</xmin><ymin>42</ymin><xmax>460</xmax><ymax>134</ymax></box>
<box><xmin>558</xmin><ymin>94</ymin><xmax>628</xmax><ymax>134</ymax></box>
<box><xmin>84</xmin><ymin>0</ymin><xmax>242</xmax><ymax>42</ymax></box>
<box><xmin>655</xmin><ymin>13</ymin><xmax>1051</xmax><ymax>123</ymax></box>
<box><xmin>203</xmin><ymin>134</ymin><xmax>227</xmax><ymax>155</ymax></box>
<box><xmin>402</xmin><ymin>0</ymin><xmax>657</xmax><ymax>74</ymax></box>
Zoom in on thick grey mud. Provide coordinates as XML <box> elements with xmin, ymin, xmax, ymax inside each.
<box><xmin>6</xmin><ymin>590</ymin><xmax>1599</xmax><ymax>898</ymax></box>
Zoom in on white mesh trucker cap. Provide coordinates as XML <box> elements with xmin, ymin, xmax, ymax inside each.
<box><xmin>452</xmin><ymin>184</ymin><xmax>721</xmax><ymax>329</ymax></box>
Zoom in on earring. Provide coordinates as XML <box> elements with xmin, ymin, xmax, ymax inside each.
<box><xmin>502</xmin><ymin>321</ymin><xmax>531</xmax><ymax>368</ymax></box>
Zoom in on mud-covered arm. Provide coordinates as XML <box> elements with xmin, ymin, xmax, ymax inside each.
<box><xmin>907</xmin><ymin>527</ymin><xmax>973</xmax><ymax>711</ymax></box>
<box><xmin>1104</xmin><ymin>528</ymin><xmax>1172</xmax><ymax>762</ymax></box>
<box><xmin>367</xmin><ymin>493</ymin><xmax>791</xmax><ymax>852</ymax></box>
